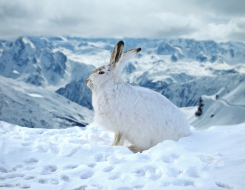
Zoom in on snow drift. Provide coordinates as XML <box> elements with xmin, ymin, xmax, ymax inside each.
<box><xmin>0</xmin><ymin>120</ymin><xmax>244</xmax><ymax>189</ymax></box>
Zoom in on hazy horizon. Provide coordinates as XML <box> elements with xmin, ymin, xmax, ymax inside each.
<box><xmin>0</xmin><ymin>0</ymin><xmax>245</xmax><ymax>42</ymax></box>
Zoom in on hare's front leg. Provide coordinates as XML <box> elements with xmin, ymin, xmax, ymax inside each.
<box><xmin>111</xmin><ymin>132</ymin><xmax>123</xmax><ymax>146</ymax></box>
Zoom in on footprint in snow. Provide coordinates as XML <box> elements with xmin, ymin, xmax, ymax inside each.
<box><xmin>185</xmin><ymin>167</ymin><xmax>200</xmax><ymax>178</ymax></box>
<box><xmin>38</xmin><ymin>178</ymin><xmax>48</xmax><ymax>184</ymax></box>
<box><xmin>87</xmin><ymin>163</ymin><xmax>96</xmax><ymax>168</ymax></box>
<box><xmin>80</xmin><ymin>170</ymin><xmax>94</xmax><ymax>179</ymax></box>
<box><xmin>134</xmin><ymin>165</ymin><xmax>161</xmax><ymax>180</ymax></box>
<box><xmin>73</xmin><ymin>185</ymin><xmax>87</xmax><ymax>190</ymax></box>
<box><xmin>4</xmin><ymin>173</ymin><xmax>25</xmax><ymax>179</ymax></box>
<box><xmin>0</xmin><ymin>167</ymin><xmax>8</xmax><ymax>173</ymax></box>
<box><xmin>167</xmin><ymin>167</ymin><xmax>182</xmax><ymax>178</ymax></box>
<box><xmin>25</xmin><ymin>166</ymin><xmax>35</xmax><ymax>171</ymax></box>
<box><xmin>50</xmin><ymin>178</ymin><xmax>59</xmax><ymax>185</ymax></box>
<box><xmin>60</xmin><ymin>175</ymin><xmax>69</xmax><ymax>182</ymax></box>
<box><xmin>19</xmin><ymin>184</ymin><xmax>31</xmax><ymax>189</ymax></box>
<box><xmin>173</xmin><ymin>179</ymin><xmax>195</xmax><ymax>187</ymax></box>
<box><xmin>21</xmin><ymin>142</ymin><xmax>31</xmax><ymax>147</ymax></box>
<box><xmin>12</xmin><ymin>164</ymin><xmax>24</xmax><ymax>171</ymax></box>
<box><xmin>24</xmin><ymin>158</ymin><xmax>38</xmax><ymax>165</ymax></box>
<box><xmin>42</xmin><ymin>165</ymin><xmax>57</xmax><ymax>175</ymax></box>
<box><xmin>161</xmin><ymin>153</ymin><xmax>180</xmax><ymax>163</ymax></box>
<box><xmin>63</xmin><ymin>164</ymin><xmax>78</xmax><ymax>170</ymax></box>
<box><xmin>65</xmin><ymin>147</ymin><xmax>79</xmax><ymax>157</ymax></box>
<box><xmin>198</xmin><ymin>155</ymin><xmax>224</xmax><ymax>166</ymax></box>
<box><xmin>133</xmin><ymin>185</ymin><xmax>145</xmax><ymax>189</ymax></box>
<box><xmin>50</xmin><ymin>145</ymin><xmax>60</xmax><ymax>154</ymax></box>
<box><xmin>159</xmin><ymin>181</ymin><xmax>171</xmax><ymax>187</ymax></box>
<box><xmin>94</xmin><ymin>153</ymin><xmax>109</xmax><ymax>162</ymax></box>
<box><xmin>13</xmin><ymin>135</ymin><xmax>22</xmax><ymax>139</ymax></box>
<box><xmin>216</xmin><ymin>182</ymin><xmax>234</xmax><ymax>190</ymax></box>
<box><xmin>0</xmin><ymin>183</ymin><xmax>15</xmax><ymax>188</ymax></box>
<box><xmin>24</xmin><ymin>176</ymin><xmax>36</xmax><ymax>180</ymax></box>
<box><xmin>102</xmin><ymin>165</ymin><xmax>114</xmax><ymax>172</ymax></box>
<box><xmin>90</xmin><ymin>184</ymin><xmax>103</xmax><ymax>189</ymax></box>
<box><xmin>36</xmin><ymin>143</ymin><xmax>49</xmax><ymax>153</ymax></box>
<box><xmin>108</xmin><ymin>173</ymin><xmax>120</xmax><ymax>180</ymax></box>
<box><xmin>12</xmin><ymin>183</ymin><xmax>29</xmax><ymax>189</ymax></box>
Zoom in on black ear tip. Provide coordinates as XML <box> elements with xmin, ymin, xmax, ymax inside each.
<box><xmin>118</xmin><ymin>41</ymin><xmax>124</xmax><ymax>46</ymax></box>
<box><xmin>137</xmin><ymin>48</ymin><xmax>141</xmax><ymax>52</ymax></box>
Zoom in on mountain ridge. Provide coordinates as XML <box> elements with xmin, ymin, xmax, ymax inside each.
<box><xmin>0</xmin><ymin>36</ymin><xmax>244</xmax><ymax>128</ymax></box>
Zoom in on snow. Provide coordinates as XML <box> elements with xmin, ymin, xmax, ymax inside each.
<box><xmin>180</xmin><ymin>106</ymin><xmax>198</xmax><ymax>121</ymax></box>
<box><xmin>1</xmin><ymin>36</ymin><xmax>245</xmax><ymax>128</ymax></box>
<box><xmin>1</xmin><ymin>120</ymin><xmax>245</xmax><ymax>190</ymax></box>
<box><xmin>182</xmin><ymin>78</ymin><xmax>245</xmax><ymax>129</ymax></box>
<box><xmin>28</xmin><ymin>94</ymin><xmax>43</xmax><ymax>98</ymax></box>
<box><xmin>0</xmin><ymin>75</ymin><xmax>93</xmax><ymax>129</ymax></box>
<box><xmin>0</xmin><ymin>36</ymin><xmax>245</xmax><ymax>189</ymax></box>
<box><xmin>22</xmin><ymin>37</ymin><xmax>35</xmax><ymax>49</ymax></box>
<box><xmin>12</xmin><ymin>70</ymin><xmax>20</xmax><ymax>74</ymax></box>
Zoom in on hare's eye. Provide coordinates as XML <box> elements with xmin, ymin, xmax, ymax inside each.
<box><xmin>99</xmin><ymin>71</ymin><xmax>105</xmax><ymax>75</ymax></box>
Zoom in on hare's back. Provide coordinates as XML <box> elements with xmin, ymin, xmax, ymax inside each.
<box><xmin>102</xmin><ymin>84</ymin><xmax>189</xmax><ymax>128</ymax></box>
<box><xmin>120</xmin><ymin>85</ymin><xmax>190</xmax><ymax>143</ymax></box>
<box><xmin>121</xmin><ymin>85</ymin><xmax>187</xmax><ymax>123</ymax></box>
<box><xmin>131</xmin><ymin>86</ymin><xmax>176</xmax><ymax>110</ymax></box>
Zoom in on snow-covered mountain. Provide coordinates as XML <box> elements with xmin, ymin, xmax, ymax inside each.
<box><xmin>162</xmin><ymin>73</ymin><xmax>244</xmax><ymax>107</ymax></box>
<box><xmin>182</xmin><ymin>74</ymin><xmax>245</xmax><ymax>129</ymax></box>
<box><xmin>56</xmin><ymin>61</ymin><xmax>94</xmax><ymax>109</ymax></box>
<box><xmin>0</xmin><ymin>36</ymin><xmax>245</xmax><ymax>128</ymax></box>
<box><xmin>0</xmin><ymin>37</ymin><xmax>64</xmax><ymax>86</ymax></box>
<box><xmin>0</xmin><ymin>75</ymin><xmax>92</xmax><ymax>129</ymax></box>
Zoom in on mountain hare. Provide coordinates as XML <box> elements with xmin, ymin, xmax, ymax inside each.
<box><xmin>86</xmin><ymin>41</ymin><xmax>191</xmax><ymax>153</ymax></box>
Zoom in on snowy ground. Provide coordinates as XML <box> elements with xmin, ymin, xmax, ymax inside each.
<box><xmin>0</xmin><ymin>121</ymin><xmax>245</xmax><ymax>190</ymax></box>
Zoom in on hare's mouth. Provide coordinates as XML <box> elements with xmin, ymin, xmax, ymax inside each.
<box><xmin>86</xmin><ymin>78</ymin><xmax>93</xmax><ymax>89</ymax></box>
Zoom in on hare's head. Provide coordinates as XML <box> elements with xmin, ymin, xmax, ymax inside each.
<box><xmin>86</xmin><ymin>41</ymin><xmax>141</xmax><ymax>92</ymax></box>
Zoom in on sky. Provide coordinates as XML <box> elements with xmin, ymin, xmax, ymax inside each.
<box><xmin>0</xmin><ymin>0</ymin><xmax>245</xmax><ymax>42</ymax></box>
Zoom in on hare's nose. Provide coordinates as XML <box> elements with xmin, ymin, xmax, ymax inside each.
<box><xmin>86</xmin><ymin>78</ymin><xmax>89</xmax><ymax>84</ymax></box>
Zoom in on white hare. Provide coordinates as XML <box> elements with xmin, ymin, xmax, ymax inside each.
<box><xmin>86</xmin><ymin>41</ymin><xmax>191</xmax><ymax>153</ymax></box>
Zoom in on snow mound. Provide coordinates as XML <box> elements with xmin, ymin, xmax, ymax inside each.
<box><xmin>0</xmin><ymin>121</ymin><xmax>244</xmax><ymax>189</ymax></box>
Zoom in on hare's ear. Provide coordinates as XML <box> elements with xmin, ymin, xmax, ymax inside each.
<box><xmin>120</xmin><ymin>48</ymin><xmax>141</xmax><ymax>64</ymax></box>
<box><xmin>110</xmin><ymin>41</ymin><xmax>124</xmax><ymax>70</ymax></box>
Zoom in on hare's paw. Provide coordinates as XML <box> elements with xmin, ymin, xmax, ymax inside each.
<box><xmin>128</xmin><ymin>145</ymin><xmax>143</xmax><ymax>153</ymax></box>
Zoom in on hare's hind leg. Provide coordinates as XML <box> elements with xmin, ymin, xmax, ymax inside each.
<box><xmin>111</xmin><ymin>134</ymin><xmax>143</xmax><ymax>153</ymax></box>
<box><xmin>111</xmin><ymin>132</ymin><xmax>123</xmax><ymax>146</ymax></box>
<box><xmin>127</xmin><ymin>145</ymin><xmax>143</xmax><ymax>153</ymax></box>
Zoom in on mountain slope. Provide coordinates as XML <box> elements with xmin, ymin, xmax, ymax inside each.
<box><xmin>56</xmin><ymin>61</ymin><xmax>95</xmax><ymax>109</ymax></box>
<box><xmin>0</xmin><ymin>37</ymin><xmax>68</xmax><ymax>87</ymax></box>
<box><xmin>1</xmin><ymin>36</ymin><xmax>245</xmax><ymax>128</ymax></box>
<box><xmin>0</xmin><ymin>76</ymin><xmax>93</xmax><ymax>129</ymax></box>
<box><xmin>162</xmin><ymin>74</ymin><xmax>245</xmax><ymax>107</ymax></box>
<box><xmin>1</xmin><ymin>36</ymin><xmax>245</xmax><ymax>109</ymax></box>
<box><xmin>181</xmin><ymin>75</ymin><xmax>245</xmax><ymax>129</ymax></box>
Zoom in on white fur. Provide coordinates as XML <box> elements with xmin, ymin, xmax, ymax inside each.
<box><xmin>86</xmin><ymin>41</ymin><xmax>191</xmax><ymax>152</ymax></box>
